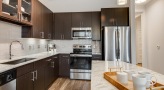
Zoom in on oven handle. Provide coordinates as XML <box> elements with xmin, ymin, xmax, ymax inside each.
<box><xmin>70</xmin><ymin>54</ymin><xmax>92</xmax><ymax>57</ymax></box>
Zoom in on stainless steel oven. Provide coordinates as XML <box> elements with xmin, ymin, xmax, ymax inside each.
<box><xmin>70</xmin><ymin>45</ymin><xmax>92</xmax><ymax>80</ymax></box>
<box><xmin>71</xmin><ymin>27</ymin><xmax>92</xmax><ymax>39</ymax></box>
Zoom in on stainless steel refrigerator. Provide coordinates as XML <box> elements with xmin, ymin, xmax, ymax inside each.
<box><xmin>102</xmin><ymin>26</ymin><xmax>131</xmax><ymax>63</ymax></box>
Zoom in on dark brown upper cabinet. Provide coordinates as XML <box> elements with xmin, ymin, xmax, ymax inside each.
<box><xmin>101</xmin><ymin>8</ymin><xmax>129</xmax><ymax>26</ymax></box>
<box><xmin>72</xmin><ymin>12</ymin><xmax>91</xmax><ymax>27</ymax></box>
<box><xmin>0</xmin><ymin>0</ymin><xmax>32</xmax><ymax>25</ymax></box>
<box><xmin>54</xmin><ymin>13</ymin><xmax>72</xmax><ymax>40</ymax></box>
<box><xmin>92</xmin><ymin>12</ymin><xmax>101</xmax><ymax>41</ymax></box>
<box><xmin>42</xmin><ymin>5</ymin><xmax>53</xmax><ymax>39</ymax></box>
<box><xmin>22</xmin><ymin>0</ymin><xmax>53</xmax><ymax>39</ymax></box>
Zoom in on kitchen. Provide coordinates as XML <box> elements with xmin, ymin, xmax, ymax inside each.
<box><xmin>0</xmin><ymin>0</ymin><xmax>164</xmax><ymax>90</ymax></box>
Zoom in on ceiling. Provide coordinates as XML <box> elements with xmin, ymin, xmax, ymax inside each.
<box><xmin>135</xmin><ymin>0</ymin><xmax>152</xmax><ymax>6</ymax></box>
<box><xmin>135</xmin><ymin>0</ymin><xmax>152</xmax><ymax>16</ymax></box>
<box><xmin>39</xmin><ymin>0</ymin><xmax>129</xmax><ymax>12</ymax></box>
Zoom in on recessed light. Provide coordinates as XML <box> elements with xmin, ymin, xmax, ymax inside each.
<box><xmin>135</xmin><ymin>0</ymin><xmax>147</xmax><ymax>4</ymax></box>
<box><xmin>117</xmin><ymin>0</ymin><xmax>127</xmax><ymax>5</ymax></box>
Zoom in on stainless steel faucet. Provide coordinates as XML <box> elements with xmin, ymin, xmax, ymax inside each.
<box><xmin>9</xmin><ymin>40</ymin><xmax>24</xmax><ymax>59</ymax></box>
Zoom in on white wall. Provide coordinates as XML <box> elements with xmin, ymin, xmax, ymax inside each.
<box><xmin>129</xmin><ymin>0</ymin><xmax>136</xmax><ymax>64</ymax></box>
<box><xmin>39</xmin><ymin>0</ymin><xmax>129</xmax><ymax>12</ymax></box>
<box><xmin>135</xmin><ymin>16</ymin><xmax>142</xmax><ymax>64</ymax></box>
<box><xmin>142</xmin><ymin>0</ymin><xmax>164</xmax><ymax>74</ymax></box>
<box><xmin>0</xmin><ymin>21</ymin><xmax>48</xmax><ymax>60</ymax></box>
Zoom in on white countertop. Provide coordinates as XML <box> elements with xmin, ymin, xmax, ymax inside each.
<box><xmin>0</xmin><ymin>52</ymin><xmax>59</xmax><ymax>73</ymax></box>
<box><xmin>91</xmin><ymin>61</ymin><xmax>164</xmax><ymax>90</ymax></box>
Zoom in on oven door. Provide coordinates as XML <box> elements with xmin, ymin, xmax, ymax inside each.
<box><xmin>70</xmin><ymin>55</ymin><xmax>92</xmax><ymax>70</ymax></box>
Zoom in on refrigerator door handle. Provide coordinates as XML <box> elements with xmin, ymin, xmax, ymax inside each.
<box><xmin>115</xmin><ymin>30</ymin><xmax>118</xmax><ymax>60</ymax></box>
<box><xmin>117</xmin><ymin>29</ymin><xmax>120</xmax><ymax>59</ymax></box>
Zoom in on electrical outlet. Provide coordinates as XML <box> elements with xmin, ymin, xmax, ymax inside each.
<box><xmin>29</xmin><ymin>45</ymin><xmax>32</xmax><ymax>50</ymax></box>
<box><xmin>157</xmin><ymin>45</ymin><xmax>160</xmax><ymax>50</ymax></box>
<box><xmin>38</xmin><ymin>45</ymin><xmax>40</xmax><ymax>49</ymax></box>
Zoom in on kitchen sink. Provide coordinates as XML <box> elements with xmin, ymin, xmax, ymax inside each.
<box><xmin>1</xmin><ymin>58</ymin><xmax>36</xmax><ymax>65</ymax></box>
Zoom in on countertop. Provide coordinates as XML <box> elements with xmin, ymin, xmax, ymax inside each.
<box><xmin>0</xmin><ymin>52</ymin><xmax>59</xmax><ymax>73</ymax></box>
<box><xmin>91</xmin><ymin>61</ymin><xmax>164</xmax><ymax>90</ymax></box>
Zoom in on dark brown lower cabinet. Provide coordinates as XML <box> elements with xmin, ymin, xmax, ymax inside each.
<box><xmin>34</xmin><ymin>67</ymin><xmax>45</xmax><ymax>90</ymax></box>
<box><xmin>17</xmin><ymin>72</ymin><xmax>34</xmax><ymax>90</ymax></box>
<box><xmin>45</xmin><ymin>57</ymin><xmax>55</xmax><ymax>89</ymax></box>
<box><xmin>17</xmin><ymin>55</ymin><xmax>60</xmax><ymax>90</ymax></box>
<box><xmin>92</xmin><ymin>54</ymin><xmax>102</xmax><ymax>60</ymax></box>
<box><xmin>52</xmin><ymin>55</ymin><xmax>59</xmax><ymax>81</ymax></box>
<box><xmin>59</xmin><ymin>54</ymin><xmax>70</xmax><ymax>77</ymax></box>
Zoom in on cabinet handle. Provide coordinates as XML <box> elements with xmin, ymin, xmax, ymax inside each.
<box><xmin>48</xmin><ymin>34</ymin><xmax>51</xmax><ymax>39</ymax></box>
<box><xmin>68</xmin><ymin>59</ymin><xmax>69</xmax><ymax>65</ymax></box>
<box><xmin>40</xmin><ymin>32</ymin><xmax>44</xmax><ymax>38</ymax></box>
<box><xmin>46</xmin><ymin>59</ymin><xmax>52</xmax><ymax>62</ymax></box>
<box><xmin>34</xmin><ymin>70</ymin><xmax>37</xmax><ymax>80</ymax></box>
<box><xmin>51</xmin><ymin>61</ymin><xmax>55</xmax><ymax>68</ymax></box>
<box><xmin>61</xmin><ymin>35</ymin><xmax>62</xmax><ymax>39</ymax></box>
<box><xmin>63</xmin><ymin>35</ymin><xmax>64</xmax><ymax>39</ymax></box>
<box><xmin>43</xmin><ymin>32</ymin><xmax>44</xmax><ymax>38</ymax></box>
<box><xmin>53</xmin><ymin>57</ymin><xmax>57</xmax><ymax>59</ymax></box>
<box><xmin>63</xmin><ymin>56</ymin><xmax>68</xmax><ymax>58</ymax></box>
<box><xmin>31</xmin><ymin>71</ymin><xmax>35</xmax><ymax>81</ymax></box>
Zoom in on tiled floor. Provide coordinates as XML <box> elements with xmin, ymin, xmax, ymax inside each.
<box><xmin>48</xmin><ymin>78</ymin><xmax>91</xmax><ymax>90</ymax></box>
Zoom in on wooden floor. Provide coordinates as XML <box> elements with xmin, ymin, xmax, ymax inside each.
<box><xmin>48</xmin><ymin>78</ymin><xmax>91</xmax><ymax>90</ymax></box>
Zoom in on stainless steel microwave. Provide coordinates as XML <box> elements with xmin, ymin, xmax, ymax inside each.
<box><xmin>71</xmin><ymin>27</ymin><xmax>92</xmax><ymax>39</ymax></box>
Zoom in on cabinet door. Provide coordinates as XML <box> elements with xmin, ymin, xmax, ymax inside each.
<box><xmin>52</xmin><ymin>55</ymin><xmax>59</xmax><ymax>81</ymax></box>
<box><xmin>115</xmin><ymin>8</ymin><xmax>129</xmax><ymax>26</ymax></box>
<box><xmin>45</xmin><ymin>58</ymin><xmax>55</xmax><ymax>89</ymax></box>
<box><xmin>20</xmin><ymin>0</ymin><xmax>32</xmax><ymax>25</ymax></box>
<box><xmin>32</xmin><ymin>0</ymin><xmax>43</xmax><ymax>38</ymax></box>
<box><xmin>54</xmin><ymin>13</ymin><xmax>64</xmax><ymax>39</ymax></box>
<box><xmin>92</xmin><ymin>12</ymin><xmax>101</xmax><ymax>40</ymax></box>
<box><xmin>72</xmin><ymin>12</ymin><xmax>91</xmax><ymax>27</ymax></box>
<box><xmin>92</xmin><ymin>54</ymin><xmax>102</xmax><ymax>60</ymax></box>
<box><xmin>34</xmin><ymin>59</ymin><xmax>45</xmax><ymax>90</ymax></box>
<box><xmin>34</xmin><ymin>68</ymin><xmax>45</xmax><ymax>90</ymax></box>
<box><xmin>0</xmin><ymin>0</ymin><xmax>19</xmax><ymax>21</ymax></box>
<box><xmin>101</xmin><ymin>8</ymin><xmax>129</xmax><ymax>26</ymax></box>
<box><xmin>63</xmin><ymin>13</ymin><xmax>72</xmax><ymax>40</ymax></box>
<box><xmin>48</xmin><ymin>12</ymin><xmax>53</xmax><ymax>39</ymax></box>
<box><xmin>101</xmin><ymin>8</ymin><xmax>116</xmax><ymax>26</ymax></box>
<box><xmin>17</xmin><ymin>72</ymin><xmax>34</xmax><ymax>90</ymax></box>
<box><xmin>42</xmin><ymin>5</ymin><xmax>53</xmax><ymax>39</ymax></box>
<box><xmin>59</xmin><ymin>54</ymin><xmax>70</xmax><ymax>77</ymax></box>
<box><xmin>81</xmin><ymin>12</ymin><xmax>92</xmax><ymax>27</ymax></box>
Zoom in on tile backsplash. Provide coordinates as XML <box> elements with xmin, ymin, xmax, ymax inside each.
<box><xmin>0</xmin><ymin>21</ymin><xmax>49</xmax><ymax>60</ymax></box>
<box><xmin>0</xmin><ymin>21</ymin><xmax>101</xmax><ymax>60</ymax></box>
<box><xmin>50</xmin><ymin>40</ymin><xmax>101</xmax><ymax>53</ymax></box>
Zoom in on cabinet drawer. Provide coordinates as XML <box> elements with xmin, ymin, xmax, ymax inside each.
<box><xmin>17</xmin><ymin>63</ymin><xmax>34</xmax><ymax>77</ymax></box>
<box><xmin>92</xmin><ymin>55</ymin><xmax>102</xmax><ymax>60</ymax></box>
<box><xmin>34</xmin><ymin>59</ymin><xmax>46</xmax><ymax>69</ymax></box>
<box><xmin>59</xmin><ymin>54</ymin><xmax>70</xmax><ymax>59</ymax></box>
